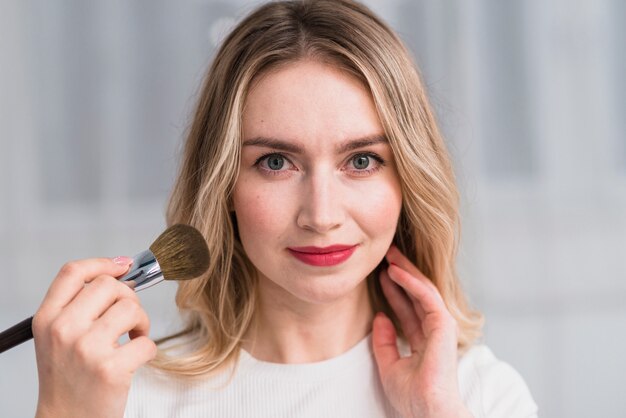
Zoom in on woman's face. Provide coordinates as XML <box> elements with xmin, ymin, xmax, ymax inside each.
<box><xmin>232</xmin><ymin>60</ymin><xmax>403</xmax><ymax>305</ymax></box>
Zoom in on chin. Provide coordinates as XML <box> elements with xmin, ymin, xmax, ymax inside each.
<box><xmin>285</xmin><ymin>271</ymin><xmax>369</xmax><ymax>305</ymax></box>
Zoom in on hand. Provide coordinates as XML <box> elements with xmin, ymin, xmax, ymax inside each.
<box><xmin>372</xmin><ymin>245</ymin><xmax>472</xmax><ymax>418</ymax></box>
<box><xmin>32</xmin><ymin>257</ymin><xmax>157</xmax><ymax>418</ymax></box>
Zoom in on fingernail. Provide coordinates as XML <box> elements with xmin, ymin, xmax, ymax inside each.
<box><xmin>112</xmin><ymin>256</ymin><xmax>133</xmax><ymax>266</ymax></box>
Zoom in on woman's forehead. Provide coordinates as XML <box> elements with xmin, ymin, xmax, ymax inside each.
<box><xmin>242</xmin><ymin>61</ymin><xmax>383</xmax><ymax>148</ymax></box>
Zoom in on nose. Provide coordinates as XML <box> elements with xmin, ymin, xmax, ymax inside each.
<box><xmin>296</xmin><ymin>169</ymin><xmax>345</xmax><ymax>233</ymax></box>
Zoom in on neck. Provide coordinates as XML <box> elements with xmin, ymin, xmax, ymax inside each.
<box><xmin>241</xmin><ymin>276</ymin><xmax>374</xmax><ymax>363</ymax></box>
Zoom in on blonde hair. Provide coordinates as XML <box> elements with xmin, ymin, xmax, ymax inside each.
<box><xmin>153</xmin><ymin>0</ymin><xmax>483</xmax><ymax>376</ymax></box>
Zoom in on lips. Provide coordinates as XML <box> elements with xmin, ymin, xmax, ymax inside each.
<box><xmin>287</xmin><ymin>244</ymin><xmax>358</xmax><ymax>267</ymax></box>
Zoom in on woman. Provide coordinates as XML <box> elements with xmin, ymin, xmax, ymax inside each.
<box><xmin>32</xmin><ymin>1</ymin><xmax>538</xmax><ymax>417</ymax></box>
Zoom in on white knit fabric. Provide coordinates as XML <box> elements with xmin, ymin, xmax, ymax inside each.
<box><xmin>124</xmin><ymin>335</ymin><xmax>538</xmax><ymax>418</ymax></box>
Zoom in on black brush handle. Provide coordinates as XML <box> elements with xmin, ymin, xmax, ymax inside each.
<box><xmin>0</xmin><ymin>316</ymin><xmax>34</xmax><ymax>353</ymax></box>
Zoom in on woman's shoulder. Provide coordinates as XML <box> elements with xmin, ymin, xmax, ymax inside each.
<box><xmin>457</xmin><ymin>344</ymin><xmax>539</xmax><ymax>418</ymax></box>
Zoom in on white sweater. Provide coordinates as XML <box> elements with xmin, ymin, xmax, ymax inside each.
<box><xmin>124</xmin><ymin>335</ymin><xmax>538</xmax><ymax>417</ymax></box>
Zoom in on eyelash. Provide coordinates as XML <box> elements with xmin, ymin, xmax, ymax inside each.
<box><xmin>253</xmin><ymin>152</ymin><xmax>387</xmax><ymax>177</ymax></box>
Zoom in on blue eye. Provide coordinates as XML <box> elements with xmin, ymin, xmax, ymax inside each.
<box><xmin>352</xmin><ymin>154</ymin><xmax>371</xmax><ymax>170</ymax></box>
<box><xmin>347</xmin><ymin>153</ymin><xmax>386</xmax><ymax>176</ymax></box>
<box><xmin>254</xmin><ymin>153</ymin><xmax>292</xmax><ymax>176</ymax></box>
<box><xmin>266</xmin><ymin>154</ymin><xmax>285</xmax><ymax>170</ymax></box>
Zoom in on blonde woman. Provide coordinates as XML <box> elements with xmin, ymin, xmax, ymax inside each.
<box><xmin>32</xmin><ymin>1</ymin><xmax>538</xmax><ymax>417</ymax></box>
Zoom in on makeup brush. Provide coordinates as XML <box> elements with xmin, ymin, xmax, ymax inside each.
<box><xmin>0</xmin><ymin>223</ymin><xmax>210</xmax><ymax>354</ymax></box>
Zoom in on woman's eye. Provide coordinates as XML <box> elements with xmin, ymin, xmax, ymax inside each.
<box><xmin>266</xmin><ymin>154</ymin><xmax>285</xmax><ymax>170</ymax></box>
<box><xmin>352</xmin><ymin>154</ymin><xmax>371</xmax><ymax>170</ymax></box>
<box><xmin>254</xmin><ymin>153</ymin><xmax>292</xmax><ymax>176</ymax></box>
<box><xmin>348</xmin><ymin>153</ymin><xmax>385</xmax><ymax>175</ymax></box>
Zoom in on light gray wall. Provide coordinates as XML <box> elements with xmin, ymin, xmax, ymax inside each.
<box><xmin>1</xmin><ymin>1</ymin><xmax>624</xmax><ymax>417</ymax></box>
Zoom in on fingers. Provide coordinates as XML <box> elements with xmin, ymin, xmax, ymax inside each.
<box><xmin>59</xmin><ymin>275</ymin><xmax>138</xmax><ymax>333</ymax></box>
<box><xmin>381</xmin><ymin>245</ymin><xmax>458</xmax><ymax>350</ymax></box>
<box><xmin>372</xmin><ymin>312</ymin><xmax>399</xmax><ymax>380</ymax></box>
<box><xmin>386</xmin><ymin>262</ymin><xmax>446</xmax><ymax>317</ymax></box>
<box><xmin>385</xmin><ymin>245</ymin><xmax>439</xmax><ymax>294</ymax></box>
<box><xmin>114</xmin><ymin>336</ymin><xmax>157</xmax><ymax>373</ymax></box>
<box><xmin>380</xmin><ymin>269</ymin><xmax>424</xmax><ymax>348</ymax></box>
<box><xmin>33</xmin><ymin>256</ymin><xmax>149</xmax><ymax>351</ymax></box>
<box><xmin>90</xmin><ymin>297</ymin><xmax>151</xmax><ymax>343</ymax></box>
<box><xmin>40</xmin><ymin>257</ymin><xmax>133</xmax><ymax>315</ymax></box>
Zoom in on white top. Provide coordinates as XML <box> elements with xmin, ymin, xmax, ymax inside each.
<box><xmin>124</xmin><ymin>335</ymin><xmax>538</xmax><ymax>417</ymax></box>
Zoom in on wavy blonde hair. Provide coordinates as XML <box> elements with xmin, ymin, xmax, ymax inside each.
<box><xmin>152</xmin><ymin>0</ymin><xmax>483</xmax><ymax>376</ymax></box>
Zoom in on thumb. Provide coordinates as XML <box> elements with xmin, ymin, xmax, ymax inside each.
<box><xmin>112</xmin><ymin>256</ymin><xmax>134</xmax><ymax>276</ymax></box>
<box><xmin>372</xmin><ymin>312</ymin><xmax>399</xmax><ymax>380</ymax></box>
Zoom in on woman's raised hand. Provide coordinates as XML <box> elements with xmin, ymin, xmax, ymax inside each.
<box><xmin>372</xmin><ymin>245</ymin><xmax>473</xmax><ymax>418</ymax></box>
<box><xmin>32</xmin><ymin>257</ymin><xmax>157</xmax><ymax>418</ymax></box>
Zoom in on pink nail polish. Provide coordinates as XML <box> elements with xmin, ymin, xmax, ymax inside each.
<box><xmin>112</xmin><ymin>256</ymin><xmax>133</xmax><ymax>266</ymax></box>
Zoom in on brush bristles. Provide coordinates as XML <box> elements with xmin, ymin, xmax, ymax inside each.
<box><xmin>149</xmin><ymin>224</ymin><xmax>210</xmax><ymax>281</ymax></box>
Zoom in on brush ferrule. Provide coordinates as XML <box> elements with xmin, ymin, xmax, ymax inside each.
<box><xmin>118</xmin><ymin>249</ymin><xmax>163</xmax><ymax>292</ymax></box>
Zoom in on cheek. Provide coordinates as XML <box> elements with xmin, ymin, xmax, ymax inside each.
<box><xmin>232</xmin><ymin>181</ymin><xmax>293</xmax><ymax>246</ymax></box>
<box><xmin>350</xmin><ymin>178</ymin><xmax>403</xmax><ymax>234</ymax></box>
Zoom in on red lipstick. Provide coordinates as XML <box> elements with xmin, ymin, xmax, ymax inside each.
<box><xmin>287</xmin><ymin>244</ymin><xmax>358</xmax><ymax>267</ymax></box>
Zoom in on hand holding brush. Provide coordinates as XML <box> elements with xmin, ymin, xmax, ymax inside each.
<box><xmin>0</xmin><ymin>224</ymin><xmax>209</xmax><ymax>418</ymax></box>
<box><xmin>0</xmin><ymin>224</ymin><xmax>209</xmax><ymax>353</ymax></box>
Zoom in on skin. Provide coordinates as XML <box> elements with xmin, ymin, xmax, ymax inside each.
<box><xmin>234</xmin><ymin>60</ymin><xmax>473</xmax><ymax>417</ymax></box>
<box><xmin>375</xmin><ymin>247</ymin><xmax>473</xmax><ymax>417</ymax></box>
<box><xmin>33</xmin><ymin>257</ymin><xmax>157</xmax><ymax>418</ymax></box>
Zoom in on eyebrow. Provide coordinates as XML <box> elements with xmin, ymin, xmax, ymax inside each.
<box><xmin>242</xmin><ymin>134</ymin><xmax>388</xmax><ymax>154</ymax></box>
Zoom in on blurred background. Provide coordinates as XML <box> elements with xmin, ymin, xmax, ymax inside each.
<box><xmin>1</xmin><ymin>0</ymin><xmax>624</xmax><ymax>416</ymax></box>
